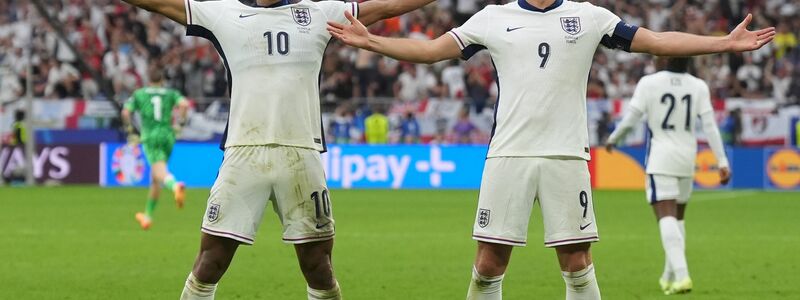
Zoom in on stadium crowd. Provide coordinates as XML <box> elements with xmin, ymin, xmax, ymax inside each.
<box><xmin>0</xmin><ymin>0</ymin><xmax>798</xmax><ymax>144</ymax></box>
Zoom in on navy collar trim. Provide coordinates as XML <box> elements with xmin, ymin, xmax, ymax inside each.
<box><xmin>238</xmin><ymin>0</ymin><xmax>291</xmax><ymax>8</ymax></box>
<box><xmin>518</xmin><ymin>0</ymin><xmax>563</xmax><ymax>13</ymax></box>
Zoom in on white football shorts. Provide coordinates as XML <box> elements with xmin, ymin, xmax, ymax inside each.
<box><xmin>473</xmin><ymin>157</ymin><xmax>599</xmax><ymax>248</ymax></box>
<box><xmin>201</xmin><ymin>145</ymin><xmax>334</xmax><ymax>245</ymax></box>
<box><xmin>645</xmin><ymin>174</ymin><xmax>694</xmax><ymax>204</ymax></box>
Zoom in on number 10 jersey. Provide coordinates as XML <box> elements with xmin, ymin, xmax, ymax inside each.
<box><xmin>185</xmin><ymin>0</ymin><xmax>358</xmax><ymax>151</ymax></box>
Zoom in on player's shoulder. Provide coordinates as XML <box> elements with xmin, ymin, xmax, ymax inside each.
<box><xmin>565</xmin><ymin>0</ymin><xmax>604</xmax><ymax>13</ymax></box>
<box><xmin>686</xmin><ymin>74</ymin><xmax>708</xmax><ymax>86</ymax></box>
<box><xmin>132</xmin><ymin>88</ymin><xmax>147</xmax><ymax>98</ymax></box>
<box><xmin>637</xmin><ymin>72</ymin><xmax>663</xmax><ymax>85</ymax></box>
<box><xmin>188</xmin><ymin>0</ymin><xmax>234</xmax><ymax>10</ymax></box>
<box><xmin>310</xmin><ymin>0</ymin><xmax>348</xmax><ymax>10</ymax></box>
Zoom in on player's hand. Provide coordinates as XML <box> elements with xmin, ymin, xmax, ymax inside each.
<box><xmin>719</xmin><ymin>167</ymin><xmax>731</xmax><ymax>185</ymax></box>
<box><xmin>327</xmin><ymin>11</ymin><xmax>370</xmax><ymax>49</ymax></box>
<box><xmin>726</xmin><ymin>14</ymin><xmax>776</xmax><ymax>52</ymax></box>
<box><xmin>604</xmin><ymin>143</ymin><xmax>615</xmax><ymax>153</ymax></box>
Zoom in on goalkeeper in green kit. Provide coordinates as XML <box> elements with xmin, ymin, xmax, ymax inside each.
<box><xmin>122</xmin><ymin>69</ymin><xmax>190</xmax><ymax>230</ymax></box>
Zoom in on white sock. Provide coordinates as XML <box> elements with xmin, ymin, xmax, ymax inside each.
<box><xmin>307</xmin><ymin>281</ymin><xmax>341</xmax><ymax>300</ymax></box>
<box><xmin>661</xmin><ymin>257</ymin><xmax>673</xmax><ymax>282</ymax></box>
<box><xmin>659</xmin><ymin>217</ymin><xmax>689</xmax><ymax>281</ymax></box>
<box><xmin>562</xmin><ymin>264</ymin><xmax>601</xmax><ymax>300</ymax></box>
<box><xmin>678</xmin><ymin>220</ymin><xmax>686</xmax><ymax>238</ymax></box>
<box><xmin>467</xmin><ymin>266</ymin><xmax>504</xmax><ymax>300</ymax></box>
<box><xmin>180</xmin><ymin>273</ymin><xmax>217</xmax><ymax>300</ymax></box>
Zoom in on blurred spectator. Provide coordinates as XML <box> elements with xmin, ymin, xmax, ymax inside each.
<box><xmin>0</xmin><ymin>66</ymin><xmax>22</xmax><ymax>104</ymax></box>
<box><xmin>774</xmin><ymin>21</ymin><xmax>797</xmax><ymax>59</ymax></box>
<box><xmin>736</xmin><ymin>54</ymin><xmax>763</xmax><ymax>97</ymax></box>
<box><xmin>395</xmin><ymin>63</ymin><xmax>436</xmax><ymax>102</ymax></box>
<box><xmin>3</xmin><ymin>110</ymin><xmax>26</xmax><ymax>183</ymax></box>
<box><xmin>398</xmin><ymin>111</ymin><xmax>421</xmax><ymax>144</ymax></box>
<box><xmin>452</xmin><ymin>106</ymin><xmax>477</xmax><ymax>144</ymax></box>
<box><xmin>329</xmin><ymin>104</ymin><xmax>358</xmax><ymax>144</ymax></box>
<box><xmin>722</xmin><ymin>108</ymin><xmax>744</xmax><ymax>146</ymax></box>
<box><xmin>441</xmin><ymin>59</ymin><xmax>466</xmax><ymax>99</ymax></box>
<box><xmin>365</xmin><ymin>106</ymin><xmax>389</xmax><ymax>144</ymax></box>
<box><xmin>597</xmin><ymin>111</ymin><xmax>614</xmax><ymax>145</ymax></box>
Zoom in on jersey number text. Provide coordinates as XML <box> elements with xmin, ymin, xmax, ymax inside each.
<box><xmin>538</xmin><ymin>42</ymin><xmax>550</xmax><ymax>69</ymax></box>
<box><xmin>660</xmin><ymin>93</ymin><xmax>692</xmax><ymax>131</ymax></box>
<box><xmin>151</xmin><ymin>96</ymin><xmax>163</xmax><ymax>121</ymax></box>
<box><xmin>264</xmin><ymin>31</ymin><xmax>290</xmax><ymax>55</ymax></box>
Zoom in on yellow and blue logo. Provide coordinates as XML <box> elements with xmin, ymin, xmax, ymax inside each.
<box><xmin>694</xmin><ymin>149</ymin><xmax>725</xmax><ymax>188</ymax></box>
<box><xmin>766</xmin><ymin>148</ymin><xmax>800</xmax><ymax>189</ymax></box>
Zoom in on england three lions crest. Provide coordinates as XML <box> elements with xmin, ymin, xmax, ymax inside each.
<box><xmin>478</xmin><ymin>209</ymin><xmax>491</xmax><ymax>228</ymax></box>
<box><xmin>207</xmin><ymin>203</ymin><xmax>220</xmax><ymax>223</ymax></box>
<box><xmin>561</xmin><ymin>17</ymin><xmax>581</xmax><ymax>35</ymax></box>
<box><xmin>292</xmin><ymin>8</ymin><xmax>311</xmax><ymax>26</ymax></box>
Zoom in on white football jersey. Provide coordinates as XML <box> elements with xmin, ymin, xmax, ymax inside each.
<box><xmin>185</xmin><ymin>0</ymin><xmax>358</xmax><ymax>151</ymax></box>
<box><xmin>629</xmin><ymin>71</ymin><xmax>715</xmax><ymax>177</ymax></box>
<box><xmin>449</xmin><ymin>0</ymin><xmax>638</xmax><ymax>160</ymax></box>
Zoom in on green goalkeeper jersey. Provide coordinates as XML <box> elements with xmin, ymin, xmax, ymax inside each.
<box><xmin>124</xmin><ymin>87</ymin><xmax>185</xmax><ymax>142</ymax></box>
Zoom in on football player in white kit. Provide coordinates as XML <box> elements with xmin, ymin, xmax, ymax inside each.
<box><xmin>118</xmin><ymin>0</ymin><xmax>435</xmax><ymax>299</ymax></box>
<box><xmin>327</xmin><ymin>0</ymin><xmax>773</xmax><ymax>298</ymax></box>
<box><xmin>605</xmin><ymin>57</ymin><xmax>731</xmax><ymax>295</ymax></box>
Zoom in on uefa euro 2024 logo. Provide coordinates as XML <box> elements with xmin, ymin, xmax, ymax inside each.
<box><xmin>111</xmin><ymin>144</ymin><xmax>146</xmax><ymax>185</ymax></box>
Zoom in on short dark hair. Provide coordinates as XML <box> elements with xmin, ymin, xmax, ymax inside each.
<box><xmin>149</xmin><ymin>68</ymin><xmax>164</xmax><ymax>84</ymax></box>
<box><xmin>665</xmin><ymin>57</ymin><xmax>691</xmax><ymax>73</ymax></box>
<box><xmin>14</xmin><ymin>110</ymin><xmax>25</xmax><ymax>122</ymax></box>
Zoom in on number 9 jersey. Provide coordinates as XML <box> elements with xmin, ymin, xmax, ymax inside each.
<box><xmin>185</xmin><ymin>0</ymin><xmax>359</xmax><ymax>151</ymax></box>
<box><xmin>447</xmin><ymin>0</ymin><xmax>638</xmax><ymax>160</ymax></box>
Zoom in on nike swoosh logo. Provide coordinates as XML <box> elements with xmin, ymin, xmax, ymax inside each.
<box><xmin>316</xmin><ymin>222</ymin><xmax>331</xmax><ymax>229</ymax></box>
<box><xmin>580</xmin><ymin>222</ymin><xmax>592</xmax><ymax>230</ymax></box>
<box><xmin>506</xmin><ymin>26</ymin><xmax>525</xmax><ymax>32</ymax></box>
<box><xmin>239</xmin><ymin>13</ymin><xmax>258</xmax><ymax>18</ymax></box>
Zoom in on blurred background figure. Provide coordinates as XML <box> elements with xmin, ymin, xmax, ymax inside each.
<box><xmin>398</xmin><ymin>111</ymin><xmax>421</xmax><ymax>144</ymax></box>
<box><xmin>365</xmin><ymin>105</ymin><xmax>389</xmax><ymax>144</ymax></box>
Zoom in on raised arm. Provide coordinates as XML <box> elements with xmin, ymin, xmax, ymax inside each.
<box><xmin>631</xmin><ymin>14</ymin><xmax>775</xmax><ymax>56</ymax></box>
<box><xmin>358</xmin><ymin>0</ymin><xmax>436</xmax><ymax>26</ymax></box>
<box><xmin>328</xmin><ymin>12</ymin><xmax>461</xmax><ymax>64</ymax></box>
<box><xmin>120</xmin><ymin>0</ymin><xmax>186</xmax><ymax>25</ymax></box>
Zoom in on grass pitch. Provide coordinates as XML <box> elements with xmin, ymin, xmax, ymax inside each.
<box><xmin>1</xmin><ymin>187</ymin><xmax>798</xmax><ymax>299</ymax></box>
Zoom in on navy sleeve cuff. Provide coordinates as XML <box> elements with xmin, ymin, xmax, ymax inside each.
<box><xmin>600</xmin><ymin>21</ymin><xmax>639</xmax><ymax>52</ymax></box>
<box><xmin>462</xmin><ymin>44</ymin><xmax>488</xmax><ymax>60</ymax></box>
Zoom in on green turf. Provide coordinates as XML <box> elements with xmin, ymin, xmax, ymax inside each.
<box><xmin>0</xmin><ymin>187</ymin><xmax>798</xmax><ymax>299</ymax></box>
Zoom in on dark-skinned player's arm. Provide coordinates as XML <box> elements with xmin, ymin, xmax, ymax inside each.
<box><xmin>328</xmin><ymin>12</ymin><xmax>461</xmax><ymax>64</ymax></box>
<box><xmin>357</xmin><ymin>0</ymin><xmax>436</xmax><ymax>26</ymax></box>
<box><xmin>120</xmin><ymin>0</ymin><xmax>187</xmax><ymax>25</ymax></box>
<box><xmin>631</xmin><ymin>14</ymin><xmax>775</xmax><ymax>56</ymax></box>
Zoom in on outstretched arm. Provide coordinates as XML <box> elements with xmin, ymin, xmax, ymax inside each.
<box><xmin>631</xmin><ymin>14</ymin><xmax>775</xmax><ymax>56</ymax></box>
<box><xmin>328</xmin><ymin>12</ymin><xmax>461</xmax><ymax>64</ymax></box>
<box><xmin>358</xmin><ymin>0</ymin><xmax>436</xmax><ymax>26</ymax></box>
<box><xmin>120</xmin><ymin>0</ymin><xmax>186</xmax><ymax>25</ymax></box>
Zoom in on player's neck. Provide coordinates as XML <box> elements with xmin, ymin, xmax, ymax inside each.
<box><xmin>255</xmin><ymin>0</ymin><xmax>282</xmax><ymax>7</ymax></box>
<box><xmin>524</xmin><ymin>0</ymin><xmax>557</xmax><ymax>10</ymax></box>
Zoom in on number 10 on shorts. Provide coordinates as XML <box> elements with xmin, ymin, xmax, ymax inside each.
<box><xmin>311</xmin><ymin>190</ymin><xmax>332</xmax><ymax>220</ymax></box>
